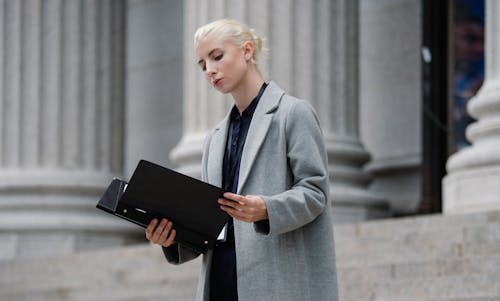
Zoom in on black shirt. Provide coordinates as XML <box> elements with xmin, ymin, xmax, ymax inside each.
<box><xmin>209</xmin><ymin>82</ymin><xmax>268</xmax><ymax>301</ymax></box>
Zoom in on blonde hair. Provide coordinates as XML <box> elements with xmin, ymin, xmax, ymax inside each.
<box><xmin>194</xmin><ymin>19</ymin><xmax>266</xmax><ymax>65</ymax></box>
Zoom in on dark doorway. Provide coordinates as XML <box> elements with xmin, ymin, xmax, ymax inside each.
<box><xmin>420</xmin><ymin>0</ymin><xmax>449</xmax><ymax>214</ymax></box>
<box><xmin>420</xmin><ymin>0</ymin><xmax>485</xmax><ymax>214</ymax></box>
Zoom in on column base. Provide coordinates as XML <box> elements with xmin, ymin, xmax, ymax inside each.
<box><xmin>326</xmin><ymin>136</ymin><xmax>390</xmax><ymax>222</ymax></box>
<box><xmin>442</xmin><ymin>67</ymin><xmax>500</xmax><ymax>214</ymax></box>
<box><xmin>443</xmin><ymin>164</ymin><xmax>500</xmax><ymax>214</ymax></box>
<box><xmin>364</xmin><ymin>156</ymin><xmax>422</xmax><ymax>215</ymax></box>
<box><xmin>0</xmin><ymin>170</ymin><xmax>144</xmax><ymax>260</ymax></box>
<box><xmin>331</xmin><ymin>186</ymin><xmax>389</xmax><ymax>223</ymax></box>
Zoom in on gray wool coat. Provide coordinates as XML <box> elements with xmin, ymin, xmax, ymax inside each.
<box><xmin>163</xmin><ymin>81</ymin><xmax>339</xmax><ymax>301</ymax></box>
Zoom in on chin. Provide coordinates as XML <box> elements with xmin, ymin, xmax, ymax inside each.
<box><xmin>215</xmin><ymin>87</ymin><xmax>228</xmax><ymax>94</ymax></box>
<box><xmin>215</xmin><ymin>85</ymin><xmax>233</xmax><ymax>94</ymax></box>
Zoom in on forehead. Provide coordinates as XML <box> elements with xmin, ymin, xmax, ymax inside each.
<box><xmin>195</xmin><ymin>35</ymin><xmax>235</xmax><ymax>60</ymax></box>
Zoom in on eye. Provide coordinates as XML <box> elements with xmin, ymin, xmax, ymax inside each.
<box><xmin>214</xmin><ymin>54</ymin><xmax>223</xmax><ymax>61</ymax></box>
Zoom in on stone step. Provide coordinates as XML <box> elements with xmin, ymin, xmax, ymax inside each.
<box><xmin>338</xmin><ymin>253</ymin><xmax>500</xmax><ymax>284</ymax></box>
<box><xmin>337</xmin><ymin>252</ymin><xmax>500</xmax><ymax>301</ymax></box>
<box><xmin>426</xmin><ymin>298</ymin><xmax>500</xmax><ymax>301</ymax></box>
<box><xmin>2</xmin><ymin>247</ymin><xmax>499</xmax><ymax>301</ymax></box>
<box><xmin>339</xmin><ymin>272</ymin><xmax>500</xmax><ymax>301</ymax></box>
<box><xmin>337</xmin><ymin>236</ymin><xmax>500</xmax><ymax>268</ymax></box>
<box><xmin>335</xmin><ymin>213</ymin><xmax>500</xmax><ymax>267</ymax></box>
<box><xmin>334</xmin><ymin>211</ymin><xmax>500</xmax><ymax>242</ymax></box>
<box><xmin>2</xmin><ymin>211</ymin><xmax>500</xmax><ymax>301</ymax></box>
<box><xmin>1</xmin><ymin>284</ymin><xmax>196</xmax><ymax>301</ymax></box>
<box><xmin>336</xmin><ymin>219</ymin><xmax>500</xmax><ymax>252</ymax></box>
<box><xmin>335</xmin><ymin>212</ymin><xmax>500</xmax><ymax>300</ymax></box>
<box><xmin>0</xmin><ymin>244</ymin><xmax>200</xmax><ymax>301</ymax></box>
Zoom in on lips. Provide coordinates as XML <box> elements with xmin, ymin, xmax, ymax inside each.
<box><xmin>213</xmin><ymin>78</ymin><xmax>223</xmax><ymax>87</ymax></box>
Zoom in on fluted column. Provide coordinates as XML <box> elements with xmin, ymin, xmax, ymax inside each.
<box><xmin>170</xmin><ymin>0</ymin><xmax>231</xmax><ymax>177</ymax></box>
<box><xmin>0</xmin><ymin>0</ymin><xmax>138</xmax><ymax>260</ymax></box>
<box><xmin>314</xmin><ymin>0</ymin><xmax>387</xmax><ymax>222</ymax></box>
<box><xmin>173</xmin><ymin>0</ymin><xmax>387</xmax><ymax>222</ymax></box>
<box><xmin>444</xmin><ymin>0</ymin><xmax>500</xmax><ymax>214</ymax></box>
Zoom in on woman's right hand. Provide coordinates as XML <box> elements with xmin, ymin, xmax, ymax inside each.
<box><xmin>145</xmin><ymin>218</ymin><xmax>177</xmax><ymax>247</ymax></box>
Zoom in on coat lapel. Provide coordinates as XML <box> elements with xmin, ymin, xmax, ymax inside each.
<box><xmin>237</xmin><ymin>81</ymin><xmax>284</xmax><ymax>193</ymax></box>
<box><xmin>207</xmin><ymin>115</ymin><xmax>230</xmax><ymax>187</ymax></box>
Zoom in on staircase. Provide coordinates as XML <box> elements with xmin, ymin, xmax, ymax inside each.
<box><xmin>335</xmin><ymin>211</ymin><xmax>500</xmax><ymax>301</ymax></box>
<box><xmin>1</xmin><ymin>211</ymin><xmax>500</xmax><ymax>300</ymax></box>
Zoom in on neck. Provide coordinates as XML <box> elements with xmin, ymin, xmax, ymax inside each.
<box><xmin>230</xmin><ymin>67</ymin><xmax>265</xmax><ymax>114</ymax></box>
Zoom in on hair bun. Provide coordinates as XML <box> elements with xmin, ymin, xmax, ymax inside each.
<box><xmin>194</xmin><ymin>19</ymin><xmax>267</xmax><ymax>65</ymax></box>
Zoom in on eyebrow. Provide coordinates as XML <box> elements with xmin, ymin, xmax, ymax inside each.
<box><xmin>197</xmin><ymin>48</ymin><xmax>220</xmax><ymax>65</ymax></box>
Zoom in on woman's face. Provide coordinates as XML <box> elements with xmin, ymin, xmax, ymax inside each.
<box><xmin>195</xmin><ymin>35</ymin><xmax>251</xmax><ymax>94</ymax></box>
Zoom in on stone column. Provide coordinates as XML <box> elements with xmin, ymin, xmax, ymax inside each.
<box><xmin>172</xmin><ymin>0</ymin><xmax>388</xmax><ymax>222</ymax></box>
<box><xmin>125</xmin><ymin>0</ymin><xmax>184</xmax><ymax>176</ymax></box>
<box><xmin>313</xmin><ymin>0</ymin><xmax>388</xmax><ymax>222</ymax></box>
<box><xmin>0</xmin><ymin>0</ymin><xmax>139</xmax><ymax>260</ymax></box>
<box><xmin>444</xmin><ymin>0</ymin><xmax>500</xmax><ymax>214</ymax></box>
<box><xmin>359</xmin><ymin>0</ymin><xmax>423</xmax><ymax>216</ymax></box>
<box><xmin>170</xmin><ymin>0</ymin><xmax>233</xmax><ymax>177</ymax></box>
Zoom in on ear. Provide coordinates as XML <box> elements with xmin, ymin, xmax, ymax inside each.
<box><xmin>242</xmin><ymin>41</ymin><xmax>254</xmax><ymax>61</ymax></box>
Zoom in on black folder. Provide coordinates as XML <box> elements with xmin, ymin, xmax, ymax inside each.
<box><xmin>96</xmin><ymin>160</ymin><xmax>228</xmax><ymax>254</ymax></box>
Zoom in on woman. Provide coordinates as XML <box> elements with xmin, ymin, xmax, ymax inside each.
<box><xmin>145</xmin><ymin>19</ymin><xmax>339</xmax><ymax>301</ymax></box>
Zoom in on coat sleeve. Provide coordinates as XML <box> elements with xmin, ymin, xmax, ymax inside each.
<box><xmin>161</xmin><ymin>134</ymin><xmax>213</xmax><ymax>264</ymax></box>
<box><xmin>162</xmin><ymin>244</ymin><xmax>200</xmax><ymax>265</ymax></box>
<box><xmin>255</xmin><ymin>99</ymin><xmax>330</xmax><ymax>236</ymax></box>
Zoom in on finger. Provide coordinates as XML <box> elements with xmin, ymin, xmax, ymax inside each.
<box><xmin>223</xmin><ymin>192</ymin><xmax>245</xmax><ymax>204</ymax></box>
<box><xmin>158</xmin><ymin>221</ymin><xmax>173</xmax><ymax>244</ymax></box>
<box><xmin>224</xmin><ymin>202</ymin><xmax>261</xmax><ymax>223</ymax></box>
<box><xmin>221</xmin><ymin>205</ymin><xmax>247</xmax><ymax>220</ymax></box>
<box><xmin>151</xmin><ymin>218</ymin><xmax>167</xmax><ymax>242</ymax></box>
<box><xmin>164</xmin><ymin>229</ymin><xmax>176</xmax><ymax>247</ymax></box>
<box><xmin>145</xmin><ymin>219</ymin><xmax>158</xmax><ymax>240</ymax></box>
<box><xmin>218</xmin><ymin>198</ymin><xmax>243</xmax><ymax>211</ymax></box>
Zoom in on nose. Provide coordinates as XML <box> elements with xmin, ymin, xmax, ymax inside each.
<box><xmin>205</xmin><ymin>62</ymin><xmax>217</xmax><ymax>77</ymax></box>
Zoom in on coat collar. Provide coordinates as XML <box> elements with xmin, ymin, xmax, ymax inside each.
<box><xmin>238</xmin><ymin>81</ymin><xmax>284</xmax><ymax>192</ymax></box>
<box><xmin>206</xmin><ymin>113</ymin><xmax>230</xmax><ymax>187</ymax></box>
<box><xmin>206</xmin><ymin>81</ymin><xmax>285</xmax><ymax>191</ymax></box>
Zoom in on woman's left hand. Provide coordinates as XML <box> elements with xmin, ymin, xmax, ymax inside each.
<box><xmin>218</xmin><ymin>192</ymin><xmax>268</xmax><ymax>223</ymax></box>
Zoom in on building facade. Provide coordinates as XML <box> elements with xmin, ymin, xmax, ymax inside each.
<box><xmin>0</xmin><ymin>0</ymin><xmax>498</xmax><ymax>262</ymax></box>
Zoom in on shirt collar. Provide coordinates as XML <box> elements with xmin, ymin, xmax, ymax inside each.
<box><xmin>230</xmin><ymin>82</ymin><xmax>268</xmax><ymax>120</ymax></box>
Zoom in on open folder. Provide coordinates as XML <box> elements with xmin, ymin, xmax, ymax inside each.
<box><xmin>96</xmin><ymin>160</ymin><xmax>228</xmax><ymax>254</ymax></box>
